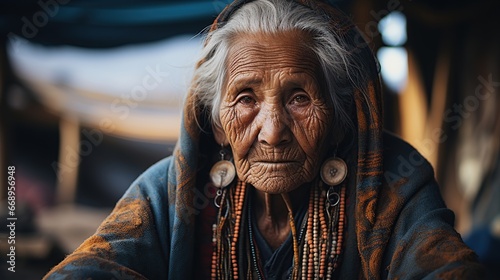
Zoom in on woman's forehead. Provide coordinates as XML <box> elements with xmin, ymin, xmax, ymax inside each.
<box><xmin>225</xmin><ymin>31</ymin><xmax>321</xmax><ymax>81</ymax></box>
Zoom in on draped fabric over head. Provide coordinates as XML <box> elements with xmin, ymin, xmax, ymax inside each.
<box><xmin>168</xmin><ymin>0</ymin><xmax>387</xmax><ymax>278</ymax></box>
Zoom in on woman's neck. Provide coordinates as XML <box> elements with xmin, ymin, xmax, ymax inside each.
<box><xmin>253</xmin><ymin>185</ymin><xmax>308</xmax><ymax>250</ymax></box>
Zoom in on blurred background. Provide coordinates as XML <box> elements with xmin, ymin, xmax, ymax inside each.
<box><xmin>0</xmin><ymin>0</ymin><xmax>499</xmax><ymax>278</ymax></box>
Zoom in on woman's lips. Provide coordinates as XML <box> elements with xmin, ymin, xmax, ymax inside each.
<box><xmin>253</xmin><ymin>160</ymin><xmax>298</xmax><ymax>165</ymax></box>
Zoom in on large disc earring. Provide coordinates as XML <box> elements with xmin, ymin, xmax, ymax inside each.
<box><xmin>320</xmin><ymin>157</ymin><xmax>347</xmax><ymax>186</ymax></box>
<box><xmin>210</xmin><ymin>144</ymin><xmax>236</xmax><ymax>189</ymax></box>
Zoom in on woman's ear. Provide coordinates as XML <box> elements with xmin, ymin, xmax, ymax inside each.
<box><xmin>212</xmin><ymin>123</ymin><xmax>229</xmax><ymax>145</ymax></box>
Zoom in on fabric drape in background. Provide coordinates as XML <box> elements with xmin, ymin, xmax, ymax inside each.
<box><xmin>0</xmin><ymin>0</ymin><xmax>223</xmax><ymax>47</ymax></box>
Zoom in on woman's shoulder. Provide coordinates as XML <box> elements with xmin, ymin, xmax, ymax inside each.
<box><xmin>382</xmin><ymin>131</ymin><xmax>435</xmax><ymax>186</ymax></box>
<box><xmin>121</xmin><ymin>156</ymin><xmax>173</xmax><ymax>201</ymax></box>
<box><xmin>382</xmin><ymin>131</ymin><xmax>429</xmax><ymax>164</ymax></box>
<box><xmin>134</xmin><ymin>156</ymin><xmax>172</xmax><ymax>186</ymax></box>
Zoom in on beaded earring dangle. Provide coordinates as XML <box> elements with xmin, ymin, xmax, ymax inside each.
<box><xmin>295</xmin><ymin>152</ymin><xmax>348</xmax><ymax>279</ymax></box>
<box><xmin>308</xmin><ymin>153</ymin><xmax>347</xmax><ymax>279</ymax></box>
<box><xmin>210</xmin><ymin>144</ymin><xmax>245</xmax><ymax>280</ymax></box>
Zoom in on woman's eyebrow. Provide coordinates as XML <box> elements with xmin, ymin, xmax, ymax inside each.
<box><xmin>228</xmin><ymin>75</ymin><xmax>262</xmax><ymax>89</ymax></box>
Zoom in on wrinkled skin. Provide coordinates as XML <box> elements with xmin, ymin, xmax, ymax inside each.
<box><xmin>214</xmin><ymin>31</ymin><xmax>334</xmax><ymax>195</ymax></box>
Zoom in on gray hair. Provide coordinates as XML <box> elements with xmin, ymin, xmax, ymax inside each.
<box><xmin>193</xmin><ymin>0</ymin><xmax>369</xmax><ymax>141</ymax></box>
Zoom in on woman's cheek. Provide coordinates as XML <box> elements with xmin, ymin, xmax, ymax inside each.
<box><xmin>221</xmin><ymin>107</ymin><xmax>253</xmax><ymax>149</ymax></box>
<box><xmin>294</xmin><ymin>107</ymin><xmax>332</xmax><ymax>154</ymax></box>
<box><xmin>230</xmin><ymin>107</ymin><xmax>255</xmax><ymax>133</ymax></box>
<box><xmin>220</xmin><ymin>108</ymin><xmax>234</xmax><ymax>133</ymax></box>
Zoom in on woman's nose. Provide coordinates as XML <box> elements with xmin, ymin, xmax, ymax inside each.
<box><xmin>257</xmin><ymin>106</ymin><xmax>291</xmax><ymax>146</ymax></box>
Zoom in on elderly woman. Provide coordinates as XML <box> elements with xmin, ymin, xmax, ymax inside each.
<box><xmin>45</xmin><ymin>0</ymin><xmax>482</xmax><ymax>279</ymax></box>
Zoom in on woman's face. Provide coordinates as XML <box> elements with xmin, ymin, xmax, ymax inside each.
<box><xmin>217</xmin><ymin>31</ymin><xmax>333</xmax><ymax>194</ymax></box>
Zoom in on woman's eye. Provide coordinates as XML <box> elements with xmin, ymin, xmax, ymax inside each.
<box><xmin>239</xmin><ymin>96</ymin><xmax>255</xmax><ymax>105</ymax></box>
<box><xmin>291</xmin><ymin>94</ymin><xmax>310</xmax><ymax>105</ymax></box>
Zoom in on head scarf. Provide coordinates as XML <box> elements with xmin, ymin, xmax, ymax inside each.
<box><xmin>167</xmin><ymin>0</ymin><xmax>386</xmax><ymax>278</ymax></box>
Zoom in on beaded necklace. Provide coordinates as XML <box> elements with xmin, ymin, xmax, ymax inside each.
<box><xmin>211</xmin><ymin>179</ymin><xmax>346</xmax><ymax>279</ymax></box>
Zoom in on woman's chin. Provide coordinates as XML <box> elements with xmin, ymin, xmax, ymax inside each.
<box><xmin>248</xmin><ymin>176</ymin><xmax>308</xmax><ymax>194</ymax></box>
